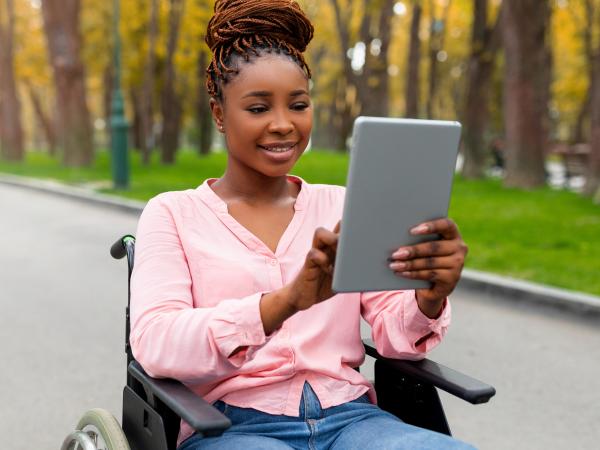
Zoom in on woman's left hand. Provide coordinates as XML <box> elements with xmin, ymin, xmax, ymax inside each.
<box><xmin>388</xmin><ymin>218</ymin><xmax>468</xmax><ymax>318</ymax></box>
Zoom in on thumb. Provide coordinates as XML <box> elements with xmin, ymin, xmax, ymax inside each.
<box><xmin>334</xmin><ymin>221</ymin><xmax>341</xmax><ymax>234</ymax></box>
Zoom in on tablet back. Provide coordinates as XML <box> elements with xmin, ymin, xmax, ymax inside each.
<box><xmin>332</xmin><ymin>117</ymin><xmax>462</xmax><ymax>293</ymax></box>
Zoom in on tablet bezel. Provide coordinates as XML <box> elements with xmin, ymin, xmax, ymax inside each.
<box><xmin>332</xmin><ymin>117</ymin><xmax>462</xmax><ymax>293</ymax></box>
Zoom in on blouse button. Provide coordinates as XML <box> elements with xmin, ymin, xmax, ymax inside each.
<box><xmin>270</xmin><ymin>259</ymin><xmax>278</xmax><ymax>266</ymax></box>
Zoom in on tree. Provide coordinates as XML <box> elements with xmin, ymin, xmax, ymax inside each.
<box><xmin>572</xmin><ymin>0</ymin><xmax>596</xmax><ymax>143</ymax></box>
<box><xmin>329</xmin><ymin>0</ymin><xmax>395</xmax><ymax>147</ymax></box>
<box><xmin>180</xmin><ymin>0</ymin><xmax>214</xmax><ymax>155</ymax></box>
<box><xmin>24</xmin><ymin>80</ymin><xmax>57</xmax><ymax>155</ymax></box>
<box><xmin>461</xmin><ymin>0</ymin><xmax>503</xmax><ymax>179</ymax></box>
<box><xmin>502</xmin><ymin>0</ymin><xmax>550</xmax><ymax>188</ymax></box>
<box><xmin>425</xmin><ymin>0</ymin><xmax>452</xmax><ymax>119</ymax></box>
<box><xmin>588</xmin><ymin>50</ymin><xmax>600</xmax><ymax>201</ymax></box>
<box><xmin>140</xmin><ymin>0</ymin><xmax>160</xmax><ymax>163</ymax></box>
<box><xmin>357</xmin><ymin>0</ymin><xmax>395</xmax><ymax>117</ymax></box>
<box><xmin>583</xmin><ymin>1</ymin><xmax>600</xmax><ymax>199</ymax></box>
<box><xmin>0</xmin><ymin>0</ymin><xmax>24</xmax><ymax>161</ymax></box>
<box><xmin>196</xmin><ymin>50</ymin><xmax>213</xmax><ymax>155</ymax></box>
<box><xmin>160</xmin><ymin>0</ymin><xmax>185</xmax><ymax>164</ymax></box>
<box><xmin>405</xmin><ymin>1</ymin><xmax>423</xmax><ymax>118</ymax></box>
<box><xmin>41</xmin><ymin>0</ymin><xmax>94</xmax><ymax>166</ymax></box>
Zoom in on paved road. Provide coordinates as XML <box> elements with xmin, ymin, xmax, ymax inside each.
<box><xmin>1</xmin><ymin>183</ymin><xmax>599</xmax><ymax>450</ymax></box>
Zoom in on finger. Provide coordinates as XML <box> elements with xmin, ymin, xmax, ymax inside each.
<box><xmin>410</xmin><ymin>218</ymin><xmax>460</xmax><ymax>240</ymax></box>
<box><xmin>396</xmin><ymin>268</ymin><xmax>458</xmax><ymax>284</ymax></box>
<box><xmin>306</xmin><ymin>248</ymin><xmax>334</xmax><ymax>274</ymax></box>
<box><xmin>390</xmin><ymin>239</ymin><xmax>466</xmax><ymax>260</ymax></box>
<box><xmin>313</xmin><ymin>227</ymin><xmax>339</xmax><ymax>251</ymax></box>
<box><xmin>333</xmin><ymin>220</ymin><xmax>341</xmax><ymax>234</ymax></box>
<box><xmin>389</xmin><ymin>255</ymin><xmax>463</xmax><ymax>273</ymax></box>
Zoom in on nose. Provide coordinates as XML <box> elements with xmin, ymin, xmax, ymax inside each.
<box><xmin>268</xmin><ymin>109</ymin><xmax>294</xmax><ymax>135</ymax></box>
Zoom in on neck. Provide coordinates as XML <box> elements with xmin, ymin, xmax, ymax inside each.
<box><xmin>212</xmin><ymin>164</ymin><xmax>296</xmax><ymax>206</ymax></box>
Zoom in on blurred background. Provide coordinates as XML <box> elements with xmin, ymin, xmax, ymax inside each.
<box><xmin>2</xmin><ymin>3</ymin><xmax>600</xmax><ymax>449</ymax></box>
<box><xmin>0</xmin><ymin>0</ymin><xmax>599</xmax><ymax>294</ymax></box>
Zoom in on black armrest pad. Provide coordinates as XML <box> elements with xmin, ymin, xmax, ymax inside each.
<box><xmin>363</xmin><ymin>339</ymin><xmax>496</xmax><ymax>404</ymax></box>
<box><xmin>128</xmin><ymin>361</ymin><xmax>231</xmax><ymax>433</ymax></box>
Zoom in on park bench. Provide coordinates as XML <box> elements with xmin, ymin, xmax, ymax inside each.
<box><xmin>548</xmin><ymin>142</ymin><xmax>590</xmax><ymax>186</ymax></box>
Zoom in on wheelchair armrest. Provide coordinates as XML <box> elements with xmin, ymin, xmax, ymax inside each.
<box><xmin>363</xmin><ymin>339</ymin><xmax>496</xmax><ymax>405</ymax></box>
<box><xmin>128</xmin><ymin>361</ymin><xmax>231</xmax><ymax>433</ymax></box>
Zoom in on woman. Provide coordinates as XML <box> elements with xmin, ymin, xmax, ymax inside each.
<box><xmin>130</xmin><ymin>1</ymin><xmax>471</xmax><ymax>449</ymax></box>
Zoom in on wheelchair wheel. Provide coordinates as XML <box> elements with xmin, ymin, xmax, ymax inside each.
<box><xmin>73</xmin><ymin>408</ymin><xmax>130</xmax><ymax>450</ymax></box>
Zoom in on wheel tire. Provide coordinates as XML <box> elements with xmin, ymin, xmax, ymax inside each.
<box><xmin>76</xmin><ymin>408</ymin><xmax>130</xmax><ymax>450</ymax></box>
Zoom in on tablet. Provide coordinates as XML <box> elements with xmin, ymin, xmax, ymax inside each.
<box><xmin>332</xmin><ymin>117</ymin><xmax>462</xmax><ymax>293</ymax></box>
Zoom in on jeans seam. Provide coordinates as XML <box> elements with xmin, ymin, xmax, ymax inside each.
<box><xmin>307</xmin><ymin>418</ymin><xmax>317</xmax><ymax>450</ymax></box>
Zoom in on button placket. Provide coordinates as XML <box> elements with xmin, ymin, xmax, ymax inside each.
<box><xmin>266</xmin><ymin>256</ymin><xmax>283</xmax><ymax>289</ymax></box>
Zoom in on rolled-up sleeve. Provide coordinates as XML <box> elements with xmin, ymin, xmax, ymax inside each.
<box><xmin>360</xmin><ymin>290</ymin><xmax>451</xmax><ymax>360</ymax></box>
<box><xmin>129</xmin><ymin>196</ymin><xmax>268</xmax><ymax>383</ymax></box>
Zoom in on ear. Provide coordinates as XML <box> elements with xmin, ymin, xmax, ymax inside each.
<box><xmin>210</xmin><ymin>98</ymin><xmax>225</xmax><ymax>133</ymax></box>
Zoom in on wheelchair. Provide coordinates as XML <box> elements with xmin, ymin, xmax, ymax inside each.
<box><xmin>61</xmin><ymin>235</ymin><xmax>496</xmax><ymax>450</ymax></box>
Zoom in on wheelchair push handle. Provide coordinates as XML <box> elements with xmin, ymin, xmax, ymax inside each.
<box><xmin>111</xmin><ymin>235</ymin><xmax>135</xmax><ymax>260</ymax></box>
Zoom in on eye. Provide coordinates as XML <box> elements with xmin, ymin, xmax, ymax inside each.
<box><xmin>247</xmin><ymin>105</ymin><xmax>268</xmax><ymax>114</ymax></box>
<box><xmin>291</xmin><ymin>102</ymin><xmax>309</xmax><ymax>111</ymax></box>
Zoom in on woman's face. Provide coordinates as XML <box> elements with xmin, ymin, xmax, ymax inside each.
<box><xmin>211</xmin><ymin>53</ymin><xmax>313</xmax><ymax>179</ymax></box>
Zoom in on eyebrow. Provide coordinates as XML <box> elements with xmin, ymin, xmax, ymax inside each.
<box><xmin>242</xmin><ymin>89</ymin><xmax>309</xmax><ymax>99</ymax></box>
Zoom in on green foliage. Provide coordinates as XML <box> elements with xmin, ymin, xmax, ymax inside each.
<box><xmin>12</xmin><ymin>0</ymin><xmax>600</xmax><ymax>150</ymax></box>
<box><xmin>1</xmin><ymin>151</ymin><xmax>599</xmax><ymax>296</ymax></box>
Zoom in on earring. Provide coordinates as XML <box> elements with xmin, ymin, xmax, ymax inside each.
<box><xmin>218</xmin><ymin>124</ymin><xmax>225</xmax><ymax>133</ymax></box>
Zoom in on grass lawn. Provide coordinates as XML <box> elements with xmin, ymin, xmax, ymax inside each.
<box><xmin>2</xmin><ymin>150</ymin><xmax>599</xmax><ymax>296</ymax></box>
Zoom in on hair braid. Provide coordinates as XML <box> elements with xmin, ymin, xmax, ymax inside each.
<box><xmin>205</xmin><ymin>0</ymin><xmax>314</xmax><ymax>99</ymax></box>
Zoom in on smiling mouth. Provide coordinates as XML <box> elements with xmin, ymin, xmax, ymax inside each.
<box><xmin>258</xmin><ymin>143</ymin><xmax>297</xmax><ymax>153</ymax></box>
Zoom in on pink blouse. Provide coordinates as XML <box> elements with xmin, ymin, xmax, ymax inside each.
<box><xmin>130</xmin><ymin>176</ymin><xmax>451</xmax><ymax>443</ymax></box>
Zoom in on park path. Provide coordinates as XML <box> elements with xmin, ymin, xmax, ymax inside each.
<box><xmin>1</xmin><ymin>182</ymin><xmax>599</xmax><ymax>450</ymax></box>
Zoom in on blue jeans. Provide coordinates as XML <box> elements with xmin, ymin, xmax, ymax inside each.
<box><xmin>178</xmin><ymin>383</ymin><xmax>475</xmax><ymax>450</ymax></box>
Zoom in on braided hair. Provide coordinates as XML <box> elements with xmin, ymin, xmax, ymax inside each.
<box><xmin>205</xmin><ymin>0</ymin><xmax>314</xmax><ymax>99</ymax></box>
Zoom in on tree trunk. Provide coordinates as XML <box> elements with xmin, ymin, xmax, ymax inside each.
<box><xmin>573</xmin><ymin>0</ymin><xmax>595</xmax><ymax>143</ymax></box>
<box><xmin>130</xmin><ymin>88</ymin><xmax>144</xmax><ymax>151</ymax></box>
<box><xmin>584</xmin><ymin>36</ymin><xmax>600</xmax><ymax>198</ymax></box>
<box><xmin>336</xmin><ymin>78</ymin><xmax>358</xmax><ymax>151</ymax></box>
<box><xmin>0</xmin><ymin>0</ymin><xmax>24</xmax><ymax>161</ymax></box>
<box><xmin>25</xmin><ymin>81</ymin><xmax>57</xmax><ymax>155</ymax></box>
<box><xmin>306</xmin><ymin>45</ymin><xmax>338</xmax><ymax>149</ymax></box>
<box><xmin>359</xmin><ymin>0</ymin><xmax>394</xmax><ymax>117</ymax></box>
<box><xmin>160</xmin><ymin>0</ymin><xmax>184</xmax><ymax>164</ymax></box>
<box><xmin>41</xmin><ymin>0</ymin><xmax>94</xmax><ymax>166</ymax></box>
<box><xmin>426</xmin><ymin>0</ymin><xmax>452</xmax><ymax>119</ymax></box>
<box><xmin>141</xmin><ymin>0</ymin><xmax>159</xmax><ymax>163</ymax></box>
<box><xmin>330</xmin><ymin>0</ymin><xmax>356</xmax><ymax>92</ymax></box>
<box><xmin>330</xmin><ymin>0</ymin><xmax>363</xmax><ymax>129</ymax></box>
<box><xmin>330</xmin><ymin>0</ymin><xmax>394</xmax><ymax>143</ymax></box>
<box><xmin>461</xmin><ymin>0</ymin><xmax>503</xmax><ymax>179</ymax></box>
<box><xmin>196</xmin><ymin>50</ymin><xmax>213</xmax><ymax>155</ymax></box>
<box><xmin>405</xmin><ymin>1</ymin><xmax>422</xmax><ymax>118</ymax></box>
<box><xmin>313</xmin><ymin>103</ymin><xmax>337</xmax><ymax>150</ymax></box>
<box><xmin>574</xmin><ymin>93</ymin><xmax>591</xmax><ymax>143</ymax></box>
<box><xmin>502</xmin><ymin>0</ymin><xmax>550</xmax><ymax>188</ymax></box>
<box><xmin>103</xmin><ymin>63</ymin><xmax>113</xmax><ymax>137</ymax></box>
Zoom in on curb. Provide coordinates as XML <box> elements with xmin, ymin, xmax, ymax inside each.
<box><xmin>0</xmin><ymin>173</ymin><xmax>145</xmax><ymax>215</ymax></box>
<box><xmin>2</xmin><ymin>173</ymin><xmax>599</xmax><ymax>317</ymax></box>
<box><xmin>459</xmin><ymin>269</ymin><xmax>600</xmax><ymax>318</ymax></box>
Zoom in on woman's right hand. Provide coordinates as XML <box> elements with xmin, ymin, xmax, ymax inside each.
<box><xmin>259</xmin><ymin>222</ymin><xmax>340</xmax><ymax>335</ymax></box>
<box><xmin>285</xmin><ymin>222</ymin><xmax>341</xmax><ymax>311</ymax></box>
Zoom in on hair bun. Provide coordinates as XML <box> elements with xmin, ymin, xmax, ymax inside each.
<box><xmin>206</xmin><ymin>0</ymin><xmax>314</xmax><ymax>53</ymax></box>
